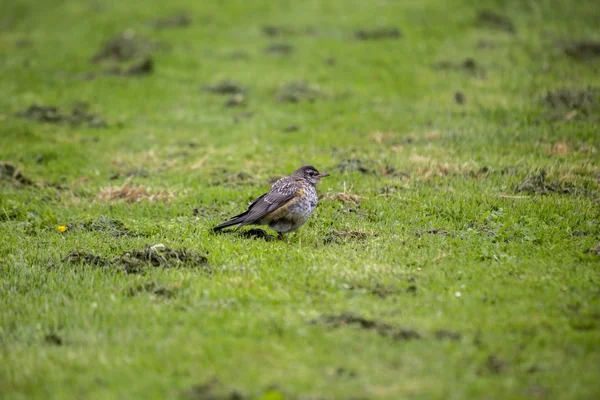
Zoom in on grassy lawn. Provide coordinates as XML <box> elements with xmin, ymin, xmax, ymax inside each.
<box><xmin>1</xmin><ymin>0</ymin><xmax>599</xmax><ymax>398</ymax></box>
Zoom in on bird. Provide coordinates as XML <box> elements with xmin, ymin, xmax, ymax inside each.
<box><xmin>213</xmin><ymin>165</ymin><xmax>329</xmax><ymax>239</ymax></box>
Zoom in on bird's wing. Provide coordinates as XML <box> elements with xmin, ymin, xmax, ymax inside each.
<box><xmin>240</xmin><ymin>177</ymin><xmax>299</xmax><ymax>225</ymax></box>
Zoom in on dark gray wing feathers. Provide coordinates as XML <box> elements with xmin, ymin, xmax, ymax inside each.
<box><xmin>213</xmin><ymin>177</ymin><xmax>299</xmax><ymax>231</ymax></box>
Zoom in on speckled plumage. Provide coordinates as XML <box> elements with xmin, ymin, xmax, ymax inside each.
<box><xmin>213</xmin><ymin>165</ymin><xmax>328</xmax><ymax>237</ymax></box>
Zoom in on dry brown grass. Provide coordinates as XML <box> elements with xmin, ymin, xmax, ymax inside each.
<box><xmin>97</xmin><ymin>181</ymin><xmax>175</xmax><ymax>202</ymax></box>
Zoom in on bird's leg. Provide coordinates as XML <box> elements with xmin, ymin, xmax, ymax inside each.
<box><xmin>278</xmin><ymin>232</ymin><xmax>285</xmax><ymax>241</ymax></box>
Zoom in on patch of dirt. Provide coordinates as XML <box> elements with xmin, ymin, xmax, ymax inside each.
<box><xmin>239</xmin><ymin>228</ymin><xmax>274</xmax><ymax>241</ymax></box>
<box><xmin>544</xmin><ymin>86</ymin><xmax>599</xmax><ymax>121</ymax></box>
<box><xmin>515</xmin><ymin>170</ymin><xmax>592</xmax><ymax>196</ymax></box>
<box><xmin>224</xmin><ymin>94</ymin><xmax>246</xmax><ymax>108</ymax></box>
<box><xmin>355</xmin><ymin>27</ymin><xmax>401</xmax><ymax>40</ymax></box>
<box><xmin>476</xmin><ymin>10</ymin><xmax>515</xmax><ymax>33</ymax></box>
<box><xmin>322</xmin><ymin>191</ymin><xmax>365</xmax><ymax>205</ymax></box>
<box><xmin>563</xmin><ymin>40</ymin><xmax>600</xmax><ymax>61</ymax></box>
<box><xmin>264</xmin><ymin>43</ymin><xmax>294</xmax><ymax>55</ymax></box>
<box><xmin>118</xmin><ymin>245</ymin><xmax>208</xmax><ymax>274</ymax></box>
<box><xmin>63</xmin><ymin>250</ymin><xmax>110</xmax><ymax>267</ymax></box>
<box><xmin>121</xmin><ymin>56</ymin><xmax>154</xmax><ymax>76</ymax></box>
<box><xmin>484</xmin><ymin>355</ymin><xmax>507</xmax><ymax>374</ymax></box>
<box><xmin>92</xmin><ymin>31</ymin><xmax>164</xmax><ymax>63</ymax></box>
<box><xmin>261</xmin><ymin>25</ymin><xmax>314</xmax><ymax>38</ymax></box>
<box><xmin>335</xmin><ymin>158</ymin><xmax>374</xmax><ymax>174</ymax></box>
<box><xmin>0</xmin><ymin>161</ymin><xmax>34</xmax><ymax>186</ymax></box>
<box><xmin>262</xmin><ymin>25</ymin><xmax>293</xmax><ymax>37</ymax></box>
<box><xmin>434</xmin><ymin>330</ymin><xmax>462</xmax><ymax>341</ymax></box>
<box><xmin>282</xmin><ymin>125</ymin><xmax>299</xmax><ymax>132</ymax></box>
<box><xmin>63</xmin><ymin>245</ymin><xmax>208</xmax><ymax>274</ymax></box>
<box><xmin>97</xmin><ymin>181</ymin><xmax>175</xmax><ymax>202</ymax></box>
<box><xmin>433</xmin><ymin>58</ymin><xmax>484</xmax><ymax>77</ymax></box>
<box><xmin>203</xmin><ymin>80</ymin><xmax>244</xmax><ymax>95</ymax></box>
<box><xmin>78</xmin><ymin>216</ymin><xmax>133</xmax><ymax>237</ymax></box>
<box><xmin>150</xmin><ymin>12</ymin><xmax>191</xmax><ymax>30</ymax></box>
<box><xmin>313</xmin><ymin>313</ymin><xmax>421</xmax><ymax>341</ymax></box>
<box><xmin>590</xmin><ymin>242</ymin><xmax>600</xmax><ymax>256</ymax></box>
<box><xmin>277</xmin><ymin>82</ymin><xmax>328</xmax><ymax>103</ymax></box>
<box><xmin>185</xmin><ymin>378</ymin><xmax>246</xmax><ymax>400</ymax></box>
<box><xmin>127</xmin><ymin>282</ymin><xmax>178</xmax><ymax>299</ymax></box>
<box><xmin>16</xmin><ymin>103</ymin><xmax>107</xmax><ymax>128</ymax></box>
<box><xmin>323</xmin><ymin>229</ymin><xmax>372</xmax><ymax>244</ymax></box>
<box><xmin>44</xmin><ymin>332</ymin><xmax>63</xmax><ymax>346</ymax></box>
<box><xmin>345</xmin><ymin>283</ymin><xmax>404</xmax><ymax>299</ymax></box>
<box><xmin>455</xmin><ymin>91</ymin><xmax>466</xmax><ymax>105</ymax></box>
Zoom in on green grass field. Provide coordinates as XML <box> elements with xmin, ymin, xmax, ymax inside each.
<box><xmin>1</xmin><ymin>0</ymin><xmax>599</xmax><ymax>398</ymax></box>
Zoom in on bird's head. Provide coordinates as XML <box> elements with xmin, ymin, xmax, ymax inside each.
<box><xmin>294</xmin><ymin>165</ymin><xmax>329</xmax><ymax>185</ymax></box>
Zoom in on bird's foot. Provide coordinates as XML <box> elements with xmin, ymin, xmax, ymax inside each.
<box><xmin>278</xmin><ymin>232</ymin><xmax>285</xmax><ymax>241</ymax></box>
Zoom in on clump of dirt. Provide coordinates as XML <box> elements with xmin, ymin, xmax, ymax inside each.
<box><xmin>261</xmin><ymin>25</ymin><xmax>314</xmax><ymax>38</ymax></box>
<box><xmin>16</xmin><ymin>103</ymin><xmax>107</xmax><ymax>128</ymax></box>
<box><xmin>355</xmin><ymin>27</ymin><xmax>401</xmax><ymax>40</ymax></box>
<box><xmin>515</xmin><ymin>170</ymin><xmax>590</xmax><ymax>196</ymax></box>
<box><xmin>277</xmin><ymin>82</ymin><xmax>328</xmax><ymax>103</ymax></box>
<box><xmin>121</xmin><ymin>56</ymin><xmax>154</xmax><ymax>76</ymax></box>
<box><xmin>434</xmin><ymin>330</ymin><xmax>462</xmax><ymax>341</ymax></box>
<box><xmin>455</xmin><ymin>91</ymin><xmax>466</xmax><ymax>104</ymax></box>
<box><xmin>240</xmin><ymin>228</ymin><xmax>274</xmax><ymax>241</ymax></box>
<box><xmin>63</xmin><ymin>245</ymin><xmax>208</xmax><ymax>274</ymax></box>
<box><xmin>97</xmin><ymin>181</ymin><xmax>175</xmax><ymax>202</ymax></box>
<box><xmin>186</xmin><ymin>378</ymin><xmax>246</xmax><ymax>400</ymax></box>
<box><xmin>63</xmin><ymin>250</ymin><xmax>110</xmax><ymax>267</ymax></box>
<box><xmin>44</xmin><ymin>332</ymin><xmax>63</xmax><ymax>346</ymax></box>
<box><xmin>150</xmin><ymin>12</ymin><xmax>191</xmax><ymax>30</ymax></box>
<box><xmin>476</xmin><ymin>10</ymin><xmax>515</xmax><ymax>33</ymax></box>
<box><xmin>264</xmin><ymin>43</ymin><xmax>294</xmax><ymax>55</ymax></box>
<box><xmin>322</xmin><ymin>192</ymin><xmax>365</xmax><ymax>205</ymax></box>
<box><xmin>90</xmin><ymin>30</ymin><xmax>164</xmax><ymax>78</ymax></box>
<box><xmin>313</xmin><ymin>313</ymin><xmax>421</xmax><ymax>341</ymax></box>
<box><xmin>345</xmin><ymin>283</ymin><xmax>404</xmax><ymax>299</ymax></box>
<box><xmin>92</xmin><ymin>31</ymin><xmax>163</xmax><ymax>63</ymax></box>
<box><xmin>203</xmin><ymin>80</ymin><xmax>245</xmax><ymax>95</ymax></box>
<box><xmin>323</xmin><ymin>229</ymin><xmax>372</xmax><ymax>244</ymax></box>
<box><xmin>79</xmin><ymin>216</ymin><xmax>133</xmax><ymax>237</ymax></box>
<box><xmin>563</xmin><ymin>40</ymin><xmax>600</xmax><ymax>61</ymax></box>
<box><xmin>127</xmin><ymin>282</ymin><xmax>178</xmax><ymax>299</ymax></box>
<box><xmin>484</xmin><ymin>355</ymin><xmax>507</xmax><ymax>374</ymax></box>
<box><xmin>335</xmin><ymin>158</ymin><xmax>374</xmax><ymax>174</ymax></box>
<box><xmin>433</xmin><ymin>58</ymin><xmax>483</xmax><ymax>77</ymax></box>
<box><xmin>224</xmin><ymin>94</ymin><xmax>246</xmax><ymax>108</ymax></box>
<box><xmin>118</xmin><ymin>245</ymin><xmax>208</xmax><ymax>274</ymax></box>
<box><xmin>282</xmin><ymin>125</ymin><xmax>299</xmax><ymax>132</ymax></box>
<box><xmin>544</xmin><ymin>86</ymin><xmax>599</xmax><ymax>121</ymax></box>
<box><xmin>262</xmin><ymin>25</ymin><xmax>293</xmax><ymax>37</ymax></box>
<box><xmin>0</xmin><ymin>162</ymin><xmax>34</xmax><ymax>186</ymax></box>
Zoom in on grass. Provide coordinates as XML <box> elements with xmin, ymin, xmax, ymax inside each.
<box><xmin>1</xmin><ymin>0</ymin><xmax>599</xmax><ymax>398</ymax></box>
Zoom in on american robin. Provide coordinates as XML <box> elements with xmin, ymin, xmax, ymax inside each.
<box><xmin>213</xmin><ymin>165</ymin><xmax>329</xmax><ymax>239</ymax></box>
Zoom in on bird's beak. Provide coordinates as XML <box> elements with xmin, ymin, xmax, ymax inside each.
<box><xmin>317</xmin><ymin>172</ymin><xmax>330</xmax><ymax>178</ymax></box>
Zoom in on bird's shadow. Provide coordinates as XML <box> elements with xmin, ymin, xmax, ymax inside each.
<box><xmin>214</xmin><ymin>228</ymin><xmax>275</xmax><ymax>241</ymax></box>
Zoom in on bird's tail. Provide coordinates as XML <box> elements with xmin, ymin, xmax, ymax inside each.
<box><xmin>213</xmin><ymin>212</ymin><xmax>248</xmax><ymax>232</ymax></box>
